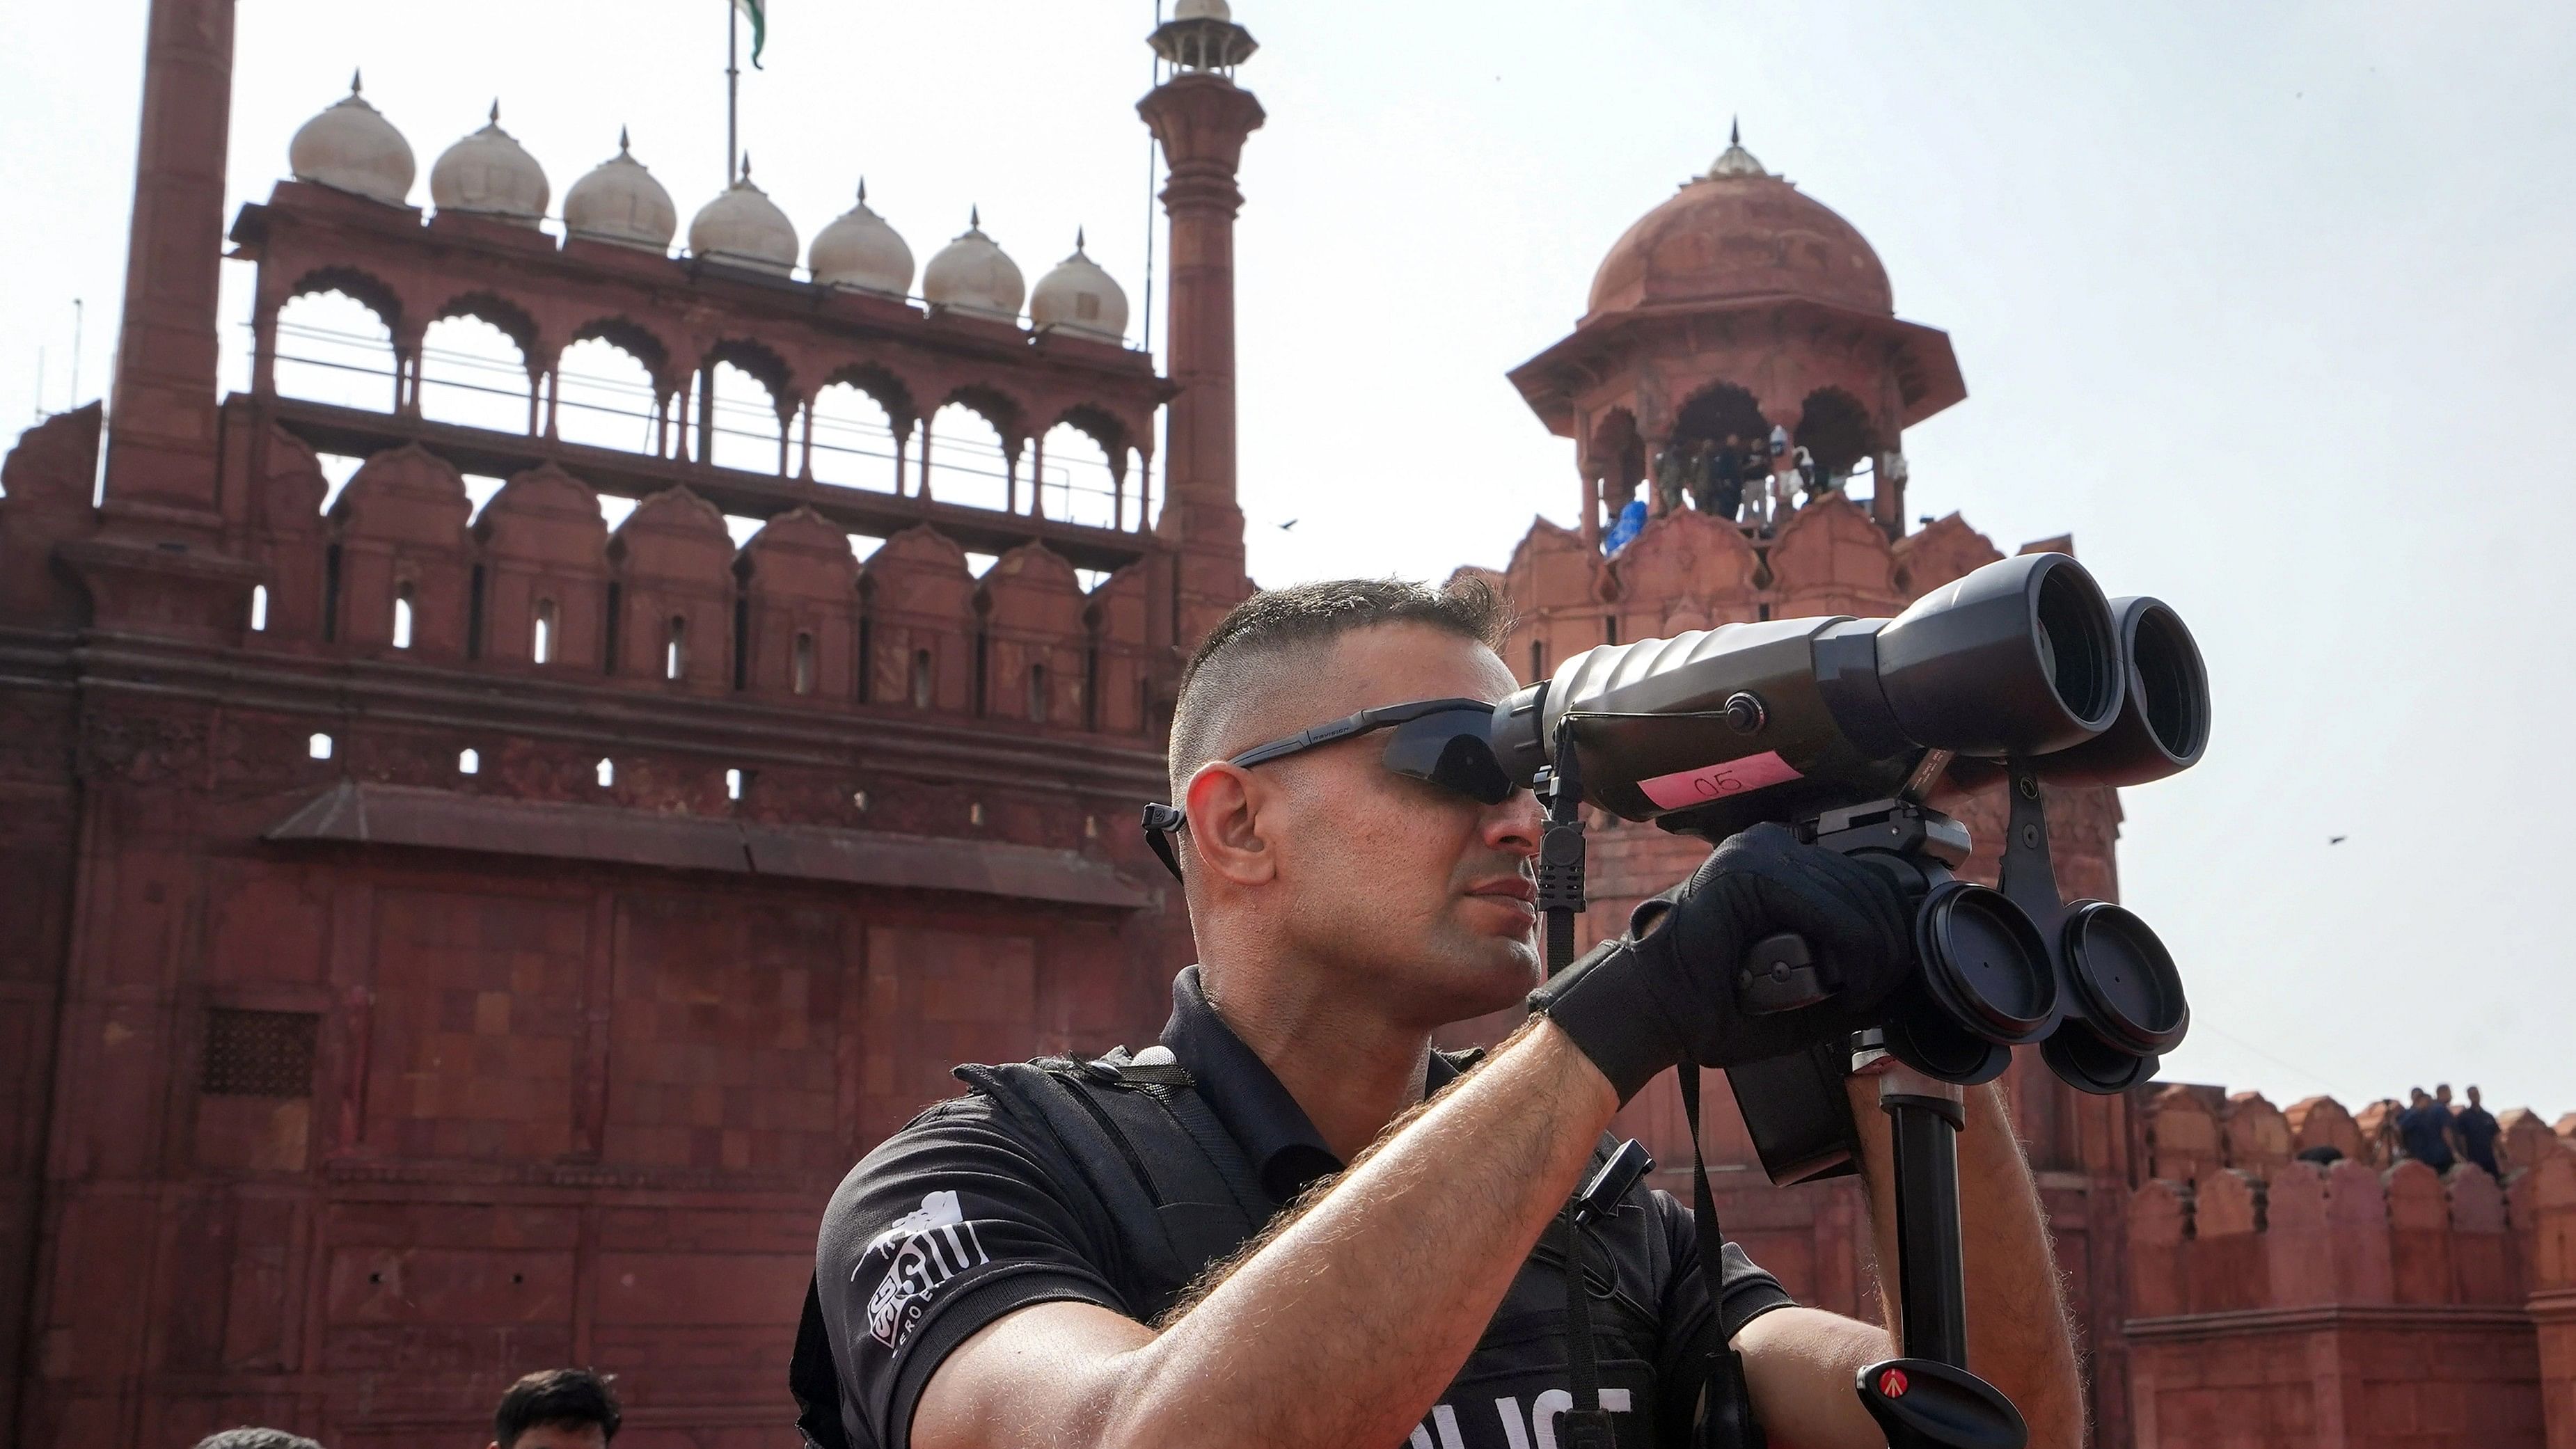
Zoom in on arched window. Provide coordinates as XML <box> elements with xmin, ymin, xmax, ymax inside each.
<box><xmin>458</xmin><ymin>748</ymin><xmax>480</xmax><ymax>775</ymax></box>
<box><xmin>274</xmin><ymin>288</ymin><xmax>395</xmax><ymax>411</ymax></box>
<box><xmin>1529</xmin><ymin>638</ymin><xmax>1547</xmax><ymax>682</ymax></box>
<box><xmin>792</xmin><ymin>631</ymin><xmax>816</xmax><ymax>695</ymax></box>
<box><xmin>910</xmin><ymin>648</ymin><xmax>934</xmax><ymax>708</ymax></box>
<box><xmin>555</xmin><ymin>333</ymin><xmax>663</xmax><ymax>453</ymax></box>
<box><xmin>595</xmin><ymin>757</ymin><xmax>615</xmax><ymax>788</ymax></box>
<box><xmin>248</xmin><ymin>584</ymin><xmax>269</xmax><ymax>633</ymax></box>
<box><xmin>392</xmin><ymin>582</ymin><xmax>416</xmax><ymax>649</ymax></box>
<box><xmin>704</xmin><ymin>359</ymin><xmax>786</xmax><ymax>473</ymax></box>
<box><xmin>664</xmin><ymin>615</ymin><xmax>688</xmax><ymax>681</ymax></box>
<box><xmin>1036</xmin><ymin>420</ymin><xmax>1125</xmax><ymax>530</ymax></box>
<box><xmin>922</xmin><ymin>400</ymin><xmax>1016</xmax><ymax>512</ymax></box>
<box><xmin>419</xmin><ymin>312</ymin><xmax>532</xmax><ymax>433</ymax></box>
<box><xmin>1026</xmin><ymin>663</ymin><xmax>1048</xmax><ymax>724</ymax></box>
<box><xmin>809</xmin><ymin>380</ymin><xmax>901</xmax><ymax>491</ymax></box>
<box><xmin>532</xmin><ymin>599</ymin><xmax>558</xmax><ymax>664</ymax></box>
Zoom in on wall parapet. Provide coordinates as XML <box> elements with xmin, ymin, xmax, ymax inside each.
<box><xmin>2124</xmin><ymin>1079</ymin><xmax>2576</xmax><ymax>1449</ymax></box>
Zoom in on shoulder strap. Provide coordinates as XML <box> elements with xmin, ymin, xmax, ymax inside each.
<box><xmin>1680</xmin><ymin>1066</ymin><xmax>1768</xmax><ymax>1449</ymax></box>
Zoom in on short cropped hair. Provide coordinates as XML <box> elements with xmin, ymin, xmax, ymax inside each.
<box><xmin>1169</xmin><ymin>576</ymin><xmax>1511</xmax><ymax>801</ymax></box>
<box><xmin>191</xmin><ymin>1431</ymin><xmax>324</xmax><ymax>1449</ymax></box>
<box><xmin>494</xmin><ymin>1368</ymin><xmax>622</xmax><ymax>1447</ymax></box>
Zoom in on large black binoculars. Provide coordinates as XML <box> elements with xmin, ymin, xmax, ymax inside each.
<box><xmin>1490</xmin><ymin>551</ymin><xmax>2211</xmax><ymax>1111</ymax></box>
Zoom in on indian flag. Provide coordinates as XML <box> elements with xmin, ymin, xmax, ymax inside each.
<box><xmin>734</xmin><ymin>0</ymin><xmax>767</xmax><ymax>68</ymax></box>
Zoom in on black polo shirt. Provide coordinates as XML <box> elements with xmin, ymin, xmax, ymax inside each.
<box><xmin>812</xmin><ymin>967</ymin><xmax>1793</xmax><ymax>1449</ymax></box>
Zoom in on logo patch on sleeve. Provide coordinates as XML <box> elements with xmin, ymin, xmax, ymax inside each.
<box><xmin>858</xmin><ymin>1190</ymin><xmax>992</xmax><ymax>1349</ymax></box>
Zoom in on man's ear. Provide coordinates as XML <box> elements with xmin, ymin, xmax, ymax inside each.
<box><xmin>1183</xmin><ymin>762</ymin><xmax>1277</xmax><ymax>887</ymax></box>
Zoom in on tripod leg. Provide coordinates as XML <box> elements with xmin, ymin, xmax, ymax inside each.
<box><xmin>1885</xmin><ymin>1089</ymin><xmax>1969</xmax><ymax>1365</ymax></box>
<box><xmin>1851</xmin><ymin>1041</ymin><xmax>2028</xmax><ymax>1449</ymax></box>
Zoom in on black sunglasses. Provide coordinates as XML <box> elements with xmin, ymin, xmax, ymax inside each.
<box><xmin>1141</xmin><ymin>696</ymin><xmax>1517</xmax><ymax>882</ymax></box>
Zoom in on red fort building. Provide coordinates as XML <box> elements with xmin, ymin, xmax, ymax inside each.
<box><xmin>2</xmin><ymin>3</ymin><xmax>2573</xmax><ymax>1446</ymax></box>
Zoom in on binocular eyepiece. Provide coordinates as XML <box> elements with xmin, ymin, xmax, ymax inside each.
<box><xmin>1495</xmin><ymin>551</ymin><xmax>2210</xmax><ymax>1098</ymax></box>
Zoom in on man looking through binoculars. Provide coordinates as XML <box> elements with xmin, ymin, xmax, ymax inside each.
<box><xmin>797</xmin><ymin>578</ymin><xmax>2084</xmax><ymax>1449</ymax></box>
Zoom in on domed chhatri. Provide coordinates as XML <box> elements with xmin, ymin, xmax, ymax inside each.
<box><xmin>922</xmin><ymin>209</ymin><xmax>1025</xmax><ymax>323</ymax></box>
<box><xmin>1029</xmin><ymin>230</ymin><xmax>1129</xmax><ymax>343</ymax></box>
<box><xmin>563</xmin><ymin>128</ymin><xmax>677</xmax><ymax>253</ymax></box>
<box><xmin>688</xmin><ymin>158</ymin><xmax>800</xmax><ymax>276</ymax></box>
<box><xmin>808</xmin><ymin>180</ymin><xmax>915</xmax><ymax>297</ymax></box>
<box><xmin>428</xmin><ymin>101</ymin><xmax>549</xmax><ymax>227</ymax></box>
<box><xmin>289</xmin><ymin>71</ymin><xmax>416</xmax><ymax>207</ymax></box>
<box><xmin>1585</xmin><ymin>122</ymin><xmax>1891</xmax><ymax>320</ymax></box>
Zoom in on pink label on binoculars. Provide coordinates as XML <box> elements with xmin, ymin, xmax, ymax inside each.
<box><xmin>1638</xmin><ymin>752</ymin><xmax>1803</xmax><ymax>810</ymax></box>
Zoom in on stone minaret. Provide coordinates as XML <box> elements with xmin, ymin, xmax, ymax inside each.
<box><xmin>1139</xmin><ymin>1</ymin><xmax>1264</xmax><ymax>647</ymax></box>
<box><xmin>69</xmin><ymin>0</ymin><xmax>261</xmax><ymax>640</ymax></box>
<box><xmin>101</xmin><ymin>0</ymin><xmax>237</xmax><ymax>525</ymax></box>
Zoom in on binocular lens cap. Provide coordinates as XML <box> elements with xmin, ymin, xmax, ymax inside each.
<box><xmin>1918</xmin><ymin>885</ymin><xmax>2057</xmax><ymax>1045</ymax></box>
<box><xmin>2062</xmin><ymin>903</ymin><xmax>2188</xmax><ymax>1055</ymax></box>
<box><xmin>1886</xmin><ymin>1012</ymin><xmax>2014</xmax><ymax>1086</ymax></box>
<box><xmin>2042</xmin><ymin>1027</ymin><xmax>2161</xmax><ymax>1096</ymax></box>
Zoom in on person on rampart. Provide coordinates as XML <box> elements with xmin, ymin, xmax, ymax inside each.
<box><xmin>2455</xmin><ymin>1083</ymin><xmax>2502</xmax><ymax>1176</ymax></box>
<box><xmin>1705</xmin><ymin>431</ymin><xmax>1748</xmax><ymax>521</ymax></box>
<box><xmin>2396</xmin><ymin>1086</ymin><xmax>2457</xmax><ymax>1173</ymax></box>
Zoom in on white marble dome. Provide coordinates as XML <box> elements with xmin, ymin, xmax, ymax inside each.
<box><xmin>1029</xmin><ymin>232</ymin><xmax>1128</xmax><ymax>343</ymax></box>
<box><xmin>687</xmin><ymin>161</ymin><xmax>799</xmax><ymax>275</ymax></box>
<box><xmin>289</xmin><ymin>73</ymin><xmax>415</xmax><ymax>207</ymax></box>
<box><xmin>563</xmin><ymin>129</ymin><xmax>676</xmax><ymax>252</ymax></box>
<box><xmin>921</xmin><ymin>211</ymin><xmax>1025</xmax><ymax>322</ymax></box>
<box><xmin>1175</xmin><ymin>0</ymin><xmax>1233</xmax><ymax>18</ymax></box>
<box><xmin>808</xmin><ymin>181</ymin><xmax>913</xmax><ymax>296</ymax></box>
<box><xmin>428</xmin><ymin>102</ymin><xmax>548</xmax><ymax>226</ymax></box>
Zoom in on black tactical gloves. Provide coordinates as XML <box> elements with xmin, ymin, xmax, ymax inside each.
<box><xmin>1529</xmin><ymin>823</ymin><xmax>1915</xmax><ymax>1104</ymax></box>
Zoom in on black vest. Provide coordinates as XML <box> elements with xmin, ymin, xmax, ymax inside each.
<box><xmin>790</xmin><ymin>1050</ymin><xmax>1759</xmax><ymax>1449</ymax></box>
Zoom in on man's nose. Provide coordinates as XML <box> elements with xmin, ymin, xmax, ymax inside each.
<box><xmin>1484</xmin><ymin>789</ymin><xmax>1543</xmax><ymax>857</ymax></box>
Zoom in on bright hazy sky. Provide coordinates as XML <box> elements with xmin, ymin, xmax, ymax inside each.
<box><xmin>4</xmin><ymin>1</ymin><xmax>2573</xmax><ymax>1116</ymax></box>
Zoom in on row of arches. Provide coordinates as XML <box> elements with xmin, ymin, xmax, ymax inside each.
<box><xmin>242</xmin><ymin>436</ymin><xmax>1160</xmax><ymax>736</ymax></box>
<box><xmin>260</xmin><ymin>273</ymin><xmax>1155</xmax><ymax>533</ymax></box>
<box><xmin>1582</xmin><ymin>381</ymin><xmax>1892</xmax><ymax>539</ymax></box>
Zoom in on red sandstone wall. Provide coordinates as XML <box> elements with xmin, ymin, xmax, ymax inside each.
<box><xmin>0</xmin><ymin>395</ymin><xmax>1192</xmax><ymax>1446</ymax></box>
<box><xmin>2127</xmin><ymin>1086</ymin><xmax>2576</xmax><ymax>1449</ymax></box>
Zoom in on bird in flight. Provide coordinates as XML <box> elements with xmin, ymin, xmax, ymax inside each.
<box><xmin>1278</xmin><ymin>518</ymin><xmax>1298</xmax><ymax>530</ymax></box>
<box><xmin>2329</xmin><ymin>835</ymin><xmax>2347</xmax><ymax>845</ymax></box>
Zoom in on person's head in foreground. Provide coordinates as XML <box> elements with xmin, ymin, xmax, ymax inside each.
<box><xmin>1161</xmin><ymin>574</ymin><xmax>1540</xmax><ymax>1028</ymax></box>
<box><xmin>491</xmin><ymin>1368</ymin><xmax>622</xmax><ymax>1449</ymax></box>
<box><xmin>191</xmin><ymin>1431</ymin><xmax>322</xmax><ymax>1449</ymax></box>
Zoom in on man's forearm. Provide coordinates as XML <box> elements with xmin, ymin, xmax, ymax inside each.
<box><xmin>1100</xmin><ymin>1018</ymin><xmax>1618</xmax><ymax>1448</ymax></box>
<box><xmin>1849</xmin><ymin>1078</ymin><xmax>2085</xmax><ymax>1445</ymax></box>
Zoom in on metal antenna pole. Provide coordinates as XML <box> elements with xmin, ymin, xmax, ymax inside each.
<box><xmin>69</xmin><ymin>299</ymin><xmax>83</xmax><ymax>409</ymax></box>
<box><xmin>726</xmin><ymin>1</ymin><xmax>741</xmax><ymax>184</ymax></box>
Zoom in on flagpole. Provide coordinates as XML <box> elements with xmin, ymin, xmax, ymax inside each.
<box><xmin>726</xmin><ymin>0</ymin><xmax>741</xmax><ymax>184</ymax></box>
